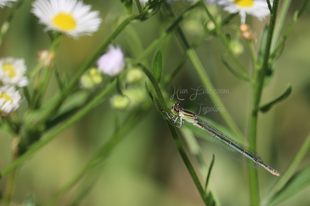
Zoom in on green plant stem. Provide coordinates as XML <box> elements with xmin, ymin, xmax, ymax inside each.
<box><xmin>0</xmin><ymin>0</ymin><xmax>24</xmax><ymax>47</ymax></box>
<box><xmin>30</xmin><ymin>35</ymin><xmax>61</xmax><ymax>78</ymax></box>
<box><xmin>139</xmin><ymin>61</ymin><xmax>208</xmax><ymax>205</ymax></box>
<box><xmin>265</xmin><ymin>132</ymin><xmax>310</xmax><ymax>204</ymax></box>
<box><xmin>0</xmin><ymin>80</ymin><xmax>117</xmax><ymax>179</ymax></box>
<box><xmin>134</xmin><ymin>0</ymin><xmax>143</xmax><ymax>13</ymax></box>
<box><xmin>166</xmin><ymin>123</ymin><xmax>208</xmax><ymax>206</ymax></box>
<box><xmin>249</xmin><ymin>1</ymin><xmax>279</xmax><ymax>205</ymax></box>
<box><xmin>199</xmin><ymin>1</ymin><xmax>250</xmax><ymax>81</ymax></box>
<box><xmin>163</xmin><ymin>3</ymin><xmax>244</xmax><ymax>141</ymax></box>
<box><xmin>270</xmin><ymin>0</ymin><xmax>309</xmax><ymax>57</ymax></box>
<box><xmin>37</xmin><ymin>13</ymin><xmax>140</xmax><ymax>125</ymax></box>
<box><xmin>2</xmin><ymin>144</ymin><xmax>19</xmax><ymax>206</ymax></box>
<box><xmin>270</xmin><ymin>0</ymin><xmax>292</xmax><ymax>52</ymax></box>
<box><xmin>35</xmin><ymin>65</ymin><xmax>54</xmax><ymax>108</ymax></box>
<box><xmin>138</xmin><ymin>0</ymin><xmax>201</xmax><ymax>61</ymax></box>
<box><xmin>247</xmin><ymin>41</ymin><xmax>257</xmax><ymax>68</ymax></box>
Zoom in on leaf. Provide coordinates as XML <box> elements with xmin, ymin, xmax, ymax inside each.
<box><xmin>221</xmin><ymin>54</ymin><xmax>250</xmax><ymax>82</ymax></box>
<box><xmin>257</xmin><ymin>25</ymin><xmax>269</xmax><ymax>66</ymax></box>
<box><xmin>262</xmin><ymin>63</ymin><xmax>274</xmax><ymax>87</ymax></box>
<box><xmin>260</xmin><ymin>84</ymin><xmax>292</xmax><ymax>113</ymax></box>
<box><xmin>205</xmin><ymin>154</ymin><xmax>215</xmax><ymax>192</ymax></box>
<box><xmin>25</xmin><ymin>91</ymin><xmax>88</xmax><ymax>127</ymax></box>
<box><xmin>152</xmin><ymin>50</ymin><xmax>163</xmax><ymax>83</ymax></box>
<box><xmin>267</xmin><ymin>164</ymin><xmax>310</xmax><ymax>206</ymax></box>
<box><xmin>257</xmin><ymin>25</ymin><xmax>275</xmax><ymax>87</ymax></box>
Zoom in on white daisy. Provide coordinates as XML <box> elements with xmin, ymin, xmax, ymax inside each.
<box><xmin>97</xmin><ymin>45</ymin><xmax>125</xmax><ymax>77</ymax></box>
<box><xmin>218</xmin><ymin>0</ymin><xmax>271</xmax><ymax>23</ymax></box>
<box><xmin>0</xmin><ymin>86</ymin><xmax>21</xmax><ymax>114</ymax></box>
<box><xmin>0</xmin><ymin>0</ymin><xmax>16</xmax><ymax>8</ymax></box>
<box><xmin>0</xmin><ymin>57</ymin><xmax>29</xmax><ymax>87</ymax></box>
<box><xmin>31</xmin><ymin>0</ymin><xmax>102</xmax><ymax>38</ymax></box>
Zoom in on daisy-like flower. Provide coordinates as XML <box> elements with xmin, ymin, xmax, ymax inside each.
<box><xmin>31</xmin><ymin>0</ymin><xmax>102</xmax><ymax>38</ymax></box>
<box><xmin>0</xmin><ymin>57</ymin><xmax>29</xmax><ymax>87</ymax></box>
<box><xmin>0</xmin><ymin>86</ymin><xmax>21</xmax><ymax>114</ymax></box>
<box><xmin>0</xmin><ymin>0</ymin><xmax>16</xmax><ymax>8</ymax></box>
<box><xmin>97</xmin><ymin>45</ymin><xmax>125</xmax><ymax>77</ymax></box>
<box><xmin>218</xmin><ymin>0</ymin><xmax>271</xmax><ymax>23</ymax></box>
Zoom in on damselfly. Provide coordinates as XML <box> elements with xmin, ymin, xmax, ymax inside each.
<box><xmin>162</xmin><ymin>102</ymin><xmax>280</xmax><ymax>176</ymax></box>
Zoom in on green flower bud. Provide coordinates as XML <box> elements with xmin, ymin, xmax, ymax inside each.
<box><xmin>230</xmin><ymin>40</ymin><xmax>244</xmax><ymax>56</ymax></box>
<box><xmin>92</xmin><ymin>75</ymin><xmax>103</xmax><ymax>84</ymax></box>
<box><xmin>126</xmin><ymin>68</ymin><xmax>144</xmax><ymax>84</ymax></box>
<box><xmin>80</xmin><ymin>74</ymin><xmax>95</xmax><ymax>89</ymax></box>
<box><xmin>110</xmin><ymin>94</ymin><xmax>130</xmax><ymax>110</ymax></box>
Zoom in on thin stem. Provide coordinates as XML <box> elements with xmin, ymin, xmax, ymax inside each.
<box><xmin>247</xmin><ymin>41</ymin><xmax>257</xmax><ymax>69</ymax></box>
<box><xmin>30</xmin><ymin>35</ymin><xmax>61</xmax><ymax>78</ymax></box>
<box><xmin>163</xmin><ymin>3</ymin><xmax>245</xmax><ymax>141</ymax></box>
<box><xmin>249</xmin><ymin>0</ymin><xmax>280</xmax><ymax>205</ymax></box>
<box><xmin>2</xmin><ymin>140</ymin><xmax>19</xmax><ymax>206</ymax></box>
<box><xmin>271</xmin><ymin>0</ymin><xmax>309</xmax><ymax>57</ymax></box>
<box><xmin>138</xmin><ymin>0</ymin><xmax>201</xmax><ymax>61</ymax></box>
<box><xmin>166</xmin><ymin>123</ymin><xmax>208</xmax><ymax>206</ymax></box>
<box><xmin>134</xmin><ymin>0</ymin><xmax>143</xmax><ymax>13</ymax></box>
<box><xmin>267</xmin><ymin>0</ymin><xmax>272</xmax><ymax>13</ymax></box>
<box><xmin>0</xmin><ymin>80</ymin><xmax>117</xmax><ymax>179</ymax></box>
<box><xmin>270</xmin><ymin>0</ymin><xmax>292</xmax><ymax>52</ymax></box>
<box><xmin>199</xmin><ymin>1</ymin><xmax>250</xmax><ymax>81</ymax></box>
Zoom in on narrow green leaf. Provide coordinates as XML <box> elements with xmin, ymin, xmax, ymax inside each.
<box><xmin>144</xmin><ymin>81</ymin><xmax>154</xmax><ymax>102</ymax></box>
<box><xmin>267</xmin><ymin>164</ymin><xmax>310</xmax><ymax>206</ymax></box>
<box><xmin>262</xmin><ymin>63</ymin><xmax>274</xmax><ymax>87</ymax></box>
<box><xmin>221</xmin><ymin>54</ymin><xmax>250</xmax><ymax>82</ymax></box>
<box><xmin>260</xmin><ymin>84</ymin><xmax>292</xmax><ymax>113</ymax></box>
<box><xmin>152</xmin><ymin>50</ymin><xmax>163</xmax><ymax>83</ymax></box>
<box><xmin>205</xmin><ymin>154</ymin><xmax>215</xmax><ymax>192</ymax></box>
<box><xmin>257</xmin><ymin>25</ymin><xmax>275</xmax><ymax>87</ymax></box>
<box><xmin>207</xmin><ymin>191</ymin><xmax>216</xmax><ymax>206</ymax></box>
<box><xmin>25</xmin><ymin>91</ymin><xmax>88</xmax><ymax>127</ymax></box>
<box><xmin>257</xmin><ymin>26</ymin><xmax>269</xmax><ymax>66</ymax></box>
<box><xmin>54</xmin><ymin>66</ymin><xmax>65</xmax><ymax>91</ymax></box>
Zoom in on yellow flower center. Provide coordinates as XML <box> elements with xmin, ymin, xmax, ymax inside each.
<box><xmin>3</xmin><ymin>63</ymin><xmax>16</xmax><ymax>78</ymax></box>
<box><xmin>52</xmin><ymin>13</ymin><xmax>76</xmax><ymax>31</ymax></box>
<box><xmin>0</xmin><ymin>93</ymin><xmax>12</xmax><ymax>104</ymax></box>
<box><xmin>234</xmin><ymin>0</ymin><xmax>254</xmax><ymax>7</ymax></box>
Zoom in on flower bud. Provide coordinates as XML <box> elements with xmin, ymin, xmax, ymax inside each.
<box><xmin>97</xmin><ymin>45</ymin><xmax>125</xmax><ymax>76</ymax></box>
<box><xmin>239</xmin><ymin>24</ymin><xmax>255</xmax><ymax>41</ymax></box>
<box><xmin>80</xmin><ymin>73</ymin><xmax>95</xmax><ymax>89</ymax></box>
<box><xmin>230</xmin><ymin>40</ymin><xmax>244</xmax><ymax>56</ymax></box>
<box><xmin>110</xmin><ymin>94</ymin><xmax>130</xmax><ymax>110</ymax></box>
<box><xmin>126</xmin><ymin>68</ymin><xmax>144</xmax><ymax>84</ymax></box>
<box><xmin>38</xmin><ymin>50</ymin><xmax>55</xmax><ymax>67</ymax></box>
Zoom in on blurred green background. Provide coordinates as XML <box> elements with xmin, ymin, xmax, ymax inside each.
<box><xmin>1</xmin><ymin>0</ymin><xmax>310</xmax><ymax>205</ymax></box>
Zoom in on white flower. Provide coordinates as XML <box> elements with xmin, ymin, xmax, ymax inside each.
<box><xmin>0</xmin><ymin>0</ymin><xmax>16</xmax><ymax>8</ymax></box>
<box><xmin>218</xmin><ymin>0</ymin><xmax>271</xmax><ymax>24</ymax></box>
<box><xmin>97</xmin><ymin>45</ymin><xmax>125</xmax><ymax>77</ymax></box>
<box><xmin>0</xmin><ymin>57</ymin><xmax>28</xmax><ymax>87</ymax></box>
<box><xmin>31</xmin><ymin>0</ymin><xmax>102</xmax><ymax>38</ymax></box>
<box><xmin>0</xmin><ymin>86</ymin><xmax>21</xmax><ymax>114</ymax></box>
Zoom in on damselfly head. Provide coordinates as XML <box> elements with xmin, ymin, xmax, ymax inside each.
<box><xmin>172</xmin><ymin>102</ymin><xmax>181</xmax><ymax>114</ymax></box>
